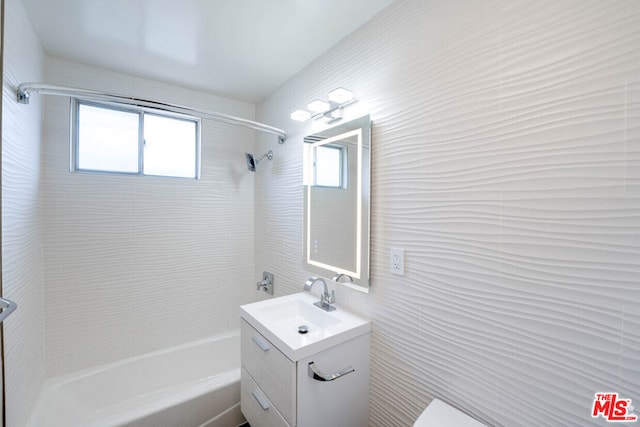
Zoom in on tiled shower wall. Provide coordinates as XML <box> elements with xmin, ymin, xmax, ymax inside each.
<box><xmin>2</xmin><ymin>0</ymin><xmax>45</xmax><ymax>425</ymax></box>
<box><xmin>40</xmin><ymin>57</ymin><xmax>261</xmax><ymax>376</ymax></box>
<box><xmin>256</xmin><ymin>1</ymin><xmax>640</xmax><ymax>426</ymax></box>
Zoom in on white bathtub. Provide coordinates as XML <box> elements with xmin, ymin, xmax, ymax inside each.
<box><xmin>28</xmin><ymin>330</ymin><xmax>244</xmax><ymax>427</ymax></box>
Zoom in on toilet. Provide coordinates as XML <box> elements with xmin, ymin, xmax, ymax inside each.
<box><xmin>414</xmin><ymin>399</ymin><xmax>487</xmax><ymax>426</ymax></box>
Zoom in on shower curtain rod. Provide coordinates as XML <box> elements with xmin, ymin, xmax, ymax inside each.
<box><xmin>17</xmin><ymin>82</ymin><xmax>287</xmax><ymax>144</ymax></box>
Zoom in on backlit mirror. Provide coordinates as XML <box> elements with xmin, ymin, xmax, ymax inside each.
<box><xmin>303</xmin><ymin>115</ymin><xmax>370</xmax><ymax>291</ymax></box>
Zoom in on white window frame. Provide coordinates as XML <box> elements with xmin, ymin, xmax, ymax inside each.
<box><xmin>70</xmin><ymin>99</ymin><xmax>202</xmax><ymax>179</ymax></box>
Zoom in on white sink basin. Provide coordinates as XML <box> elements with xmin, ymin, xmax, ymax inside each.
<box><xmin>256</xmin><ymin>298</ymin><xmax>341</xmax><ymax>329</ymax></box>
<box><xmin>240</xmin><ymin>292</ymin><xmax>371</xmax><ymax>361</ymax></box>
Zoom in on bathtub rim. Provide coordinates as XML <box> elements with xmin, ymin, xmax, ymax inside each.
<box><xmin>45</xmin><ymin>329</ymin><xmax>240</xmax><ymax>386</ymax></box>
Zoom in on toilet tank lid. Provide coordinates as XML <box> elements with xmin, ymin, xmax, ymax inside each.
<box><xmin>414</xmin><ymin>399</ymin><xmax>487</xmax><ymax>427</ymax></box>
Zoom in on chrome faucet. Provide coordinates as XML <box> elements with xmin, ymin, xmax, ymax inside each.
<box><xmin>304</xmin><ymin>277</ymin><xmax>336</xmax><ymax>312</ymax></box>
<box><xmin>332</xmin><ymin>273</ymin><xmax>353</xmax><ymax>283</ymax></box>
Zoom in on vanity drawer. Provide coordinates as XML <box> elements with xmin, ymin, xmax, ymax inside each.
<box><xmin>241</xmin><ymin>320</ymin><xmax>296</xmax><ymax>425</ymax></box>
<box><xmin>241</xmin><ymin>367</ymin><xmax>290</xmax><ymax>427</ymax></box>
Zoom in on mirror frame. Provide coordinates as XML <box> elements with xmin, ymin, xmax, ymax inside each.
<box><xmin>303</xmin><ymin>115</ymin><xmax>371</xmax><ymax>292</ymax></box>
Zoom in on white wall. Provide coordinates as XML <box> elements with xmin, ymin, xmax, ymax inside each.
<box><xmin>256</xmin><ymin>1</ymin><xmax>640</xmax><ymax>426</ymax></box>
<box><xmin>1</xmin><ymin>0</ymin><xmax>45</xmax><ymax>424</ymax></box>
<box><xmin>41</xmin><ymin>57</ymin><xmax>262</xmax><ymax>376</ymax></box>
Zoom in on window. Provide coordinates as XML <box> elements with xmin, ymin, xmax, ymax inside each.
<box><xmin>72</xmin><ymin>100</ymin><xmax>200</xmax><ymax>179</ymax></box>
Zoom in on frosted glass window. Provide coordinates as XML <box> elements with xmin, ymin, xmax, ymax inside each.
<box><xmin>73</xmin><ymin>100</ymin><xmax>200</xmax><ymax>179</ymax></box>
<box><xmin>144</xmin><ymin>114</ymin><xmax>197</xmax><ymax>178</ymax></box>
<box><xmin>77</xmin><ymin>104</ymin><xmax>139</xmax><ymax>173</ymax></box>
<box><xmin>314</xmin><ymin>145</ymin><xmax>344</xmax><ymax>188</ymax></box>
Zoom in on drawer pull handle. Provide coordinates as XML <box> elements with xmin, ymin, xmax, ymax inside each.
<box><xmin>0</xmin><ymin>297</ymin><xmax>17</xmax><ymax>323</ymax></box>
<box><xmin>308</xmin><ymin>361</ymin><xmax>354</xmax><ymax>382</ymax></box>
<box><xmin>252</xmin><ymin>335</ymin><xmax>270</xmax><ymax>352</ymax></box>
<box><xmin>252</xmin><ymin>390</ymin><xmax>270</xmax><ymax>410</ymax></box>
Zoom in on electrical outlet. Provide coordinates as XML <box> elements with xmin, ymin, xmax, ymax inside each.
<box><xmin>390</xmin><ymin>248</ymin><xmax>404</xmax><ymax>275</ymax></box>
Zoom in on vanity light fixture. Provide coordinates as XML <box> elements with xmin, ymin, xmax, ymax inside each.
<box><xmin>308</xmin><ymin>99</ymin><xmax>331</xmax><ymax>113</ymax></box>
<box><xmin>328</xmin><ymin>108</ymin><xmax>343</xmax><ymax>121</ymax></box>
<box><xmin>290</xmin><ymin>87</ymin><xmax>357</xmax><ymax>123</ymax></box>
<box><xmin>328</xmin><ymin>87</ymin><xmax>354</xmax><ymax>104</ymax></box>
<box><xmin>291</xmin><ymin>109</ymin><xmax>312</xmax><ymax>121</ymax></box>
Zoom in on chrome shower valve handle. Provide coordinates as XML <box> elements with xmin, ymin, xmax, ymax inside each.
<box><xmin>256</xmin><ymin>272</ymin><xmax>274</xmax><ymax>295</ymax></box>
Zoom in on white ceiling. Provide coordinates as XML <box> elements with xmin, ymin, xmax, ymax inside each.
<box><xmin>21</xmin><ymin>0</ymin><xmax>395</xmax><ymax>103</ymax></box>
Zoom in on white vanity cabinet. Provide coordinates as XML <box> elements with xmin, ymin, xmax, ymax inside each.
<box><xmin>241</xmin><ymin>320</ymin><xmax>296</xmax><ymax>426</ymax></box>
<box><xmin>240</xmin><ymin>319</ymin><xmax>371</xmax><ymax>427</ymax></box>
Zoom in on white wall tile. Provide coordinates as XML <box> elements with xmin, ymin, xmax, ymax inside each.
<box><xmin>2</xmin><ymin>0</ymin><xmax>45</xmax><ymax>425</ymax></box>
<box><xmin>256</xmin><ymin>1</ymin><xmax>640</xmax><ymax>425</ymax></box>
<box><xmin>41</xmin><ymin>57</ymin><xmax>262</xmax><ymax>376</ymax></box>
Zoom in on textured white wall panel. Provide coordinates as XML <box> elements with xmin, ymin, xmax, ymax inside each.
<box><xmin>41</xmin><ymin>57</ymin><xmax>262</xmax><ymax>376</ymax></box>
<box><xmin>1</xmin><ymin>0</ymin><xmax>45</xmax><ymax>425</ymax></box>
<box><xmin>256</xmin><ymin>1</ymin><xmax>640</xmax><ymax>426</ymax></box>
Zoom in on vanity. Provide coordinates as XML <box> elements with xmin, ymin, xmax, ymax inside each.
<box><xmin>240</xmin><ymin>292</ymin><xmax>371</xmax><ymax>427</ymax></box>
<box><xmin>239</xmin><ymin>115</ymin><xmax>372</xmax><ymax>426</ymax></box>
